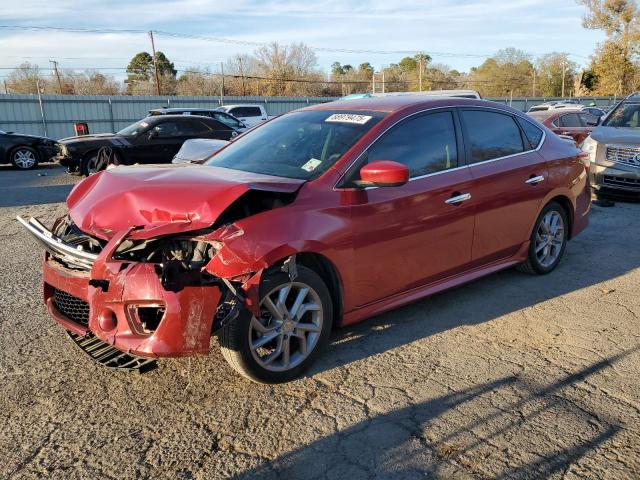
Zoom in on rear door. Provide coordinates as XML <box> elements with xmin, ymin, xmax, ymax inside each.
<box><xmin>346</xmin><ymin>110</ymin><xmax>475</xmax><ymax>306</ymax></box>
<box><xmin>459</xmin><ymin>109</ymin><xmax>551</xmax><ymax>266</ymax></box>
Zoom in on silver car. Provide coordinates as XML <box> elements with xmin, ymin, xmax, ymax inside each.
<box><xmin>582</xmin><ymin>94</ymin><xmax>640</xmax><ymax>197</ymax></box>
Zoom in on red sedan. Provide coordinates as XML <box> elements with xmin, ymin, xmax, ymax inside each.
<box><xmin>19</xmin><ymin>97</ymin><xmax>591</xmax><ymax>383</ymax></box>
<box><xmin>528</xmin><ymin>109</ymin><xmax>599</xmax><ymax>147</ymax></box>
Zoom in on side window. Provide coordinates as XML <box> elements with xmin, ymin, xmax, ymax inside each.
<box><xmin>516</xmin><ymin>117</ymin><xmax>544</xmax><ymax>150</ymax></box>
<box><xmin>153</xmin><ymin>121</ymin><xmax>181</xmax><ymax>137</ymax></box>
<box><xmin>460</xmin><ymin>110</ymin><xmax>524</xmax><ymax>163</ymax></box>
<box><xmin>202</xmin><ymin>120</ymin><xmax>229</xmax><ymax>131</ymax></box>
<box><xmin>173</xmin><ymin>120</ymin><xmax>211</xmax><ymax>135</ymax></box>
<box><xmin>579</xmin><ymin>112</ymin><xmax>599</xmax><ymax>127</ymax></box>
<box><xmin>214</xmin><ymin>113</ymin><xmax>242</xmax><ymax>128</ymax></box>
<box><xmin>233</xmin><ymin>107</ymin><xmax>262</xmax><ymax>117</ymax></box>
<box><xmin>365</xmin><ymin>111</ymin><xmax>458</xmax><ymax>178</ymax></box>
<box><xmin>558</xmin><ymin>113</ymin><xmax>582</xmax><ymax>127</ymax></box>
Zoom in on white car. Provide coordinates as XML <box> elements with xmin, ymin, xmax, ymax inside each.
<box><xmin>171</xmin><ymin>138</ymin><xmax>229</xmax><ymax>165</ymax></box>
<box><xmin>215</xmin><ymin>104</ymin><xmax>273</xmax><ymax>128</ymax></box>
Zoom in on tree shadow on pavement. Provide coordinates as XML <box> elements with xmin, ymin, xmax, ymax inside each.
<box><xmin>310</xmin><ymin>204</ymin><xmax>640</xmax><ymax>378</ymax></box>
<box><xmin>235</xmin><ymin>349</ymin><xmax>634</xmax><ymax>479</ymax></box>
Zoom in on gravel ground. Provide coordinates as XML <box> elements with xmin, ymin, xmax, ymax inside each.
<box><xmin>0</xmin><ymin>164</ymin><xmax>639</xmax><ymax>480</ymax></box>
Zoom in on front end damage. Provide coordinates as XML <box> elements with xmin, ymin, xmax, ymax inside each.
<box><xmin>18</xmin><ymin>214</ymin><xmax>262</xmax><ymax>368</ymax></box>
<box><xmin>18</xmin><ymin>166</ymin><xmax>308</xmax><ymax>370</ymax></box>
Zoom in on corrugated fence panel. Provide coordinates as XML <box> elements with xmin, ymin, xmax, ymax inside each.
<box><xmin>0</xmin><ymin>94</ymin><xmax>618</xmax><ymax>140</ymax></box>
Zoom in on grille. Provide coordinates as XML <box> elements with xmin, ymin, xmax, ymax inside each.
<box><xmin>605</xmin><ymin>145</ymin><xmax>640</xmax><ymax>168</ymax></box>
<box><xmin>53</xmin><ymin>289</ymin><xmax>90</xmax><ymax>326</ymax></box>
<box><xmin>602</xmin><ymin>175</ymin><xmax>640</xmax><ymax>190</ymax></box>
<box><xmin>67</xmin><ymin>332</ymin><xmax>157</xmax><ymax>372</ymax></box>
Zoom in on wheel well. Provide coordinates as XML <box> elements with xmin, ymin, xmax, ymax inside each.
<box><xmin>295</xmin><ymin>253</ymin><xmax>343</xmax><ymax>327</ymax></box>
<box><xmin>549</xmin><ymin>195</ymin><xmax>574</xmax><ymax>239</ymax></box>
<box><xmin>9</xmin><ymin>145</ymin><xmax>39</xmax><ymax>162</ymax></box>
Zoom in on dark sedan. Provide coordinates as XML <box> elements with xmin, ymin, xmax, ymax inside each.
<box><xmin>55</xmin><ymin>115</ymin><xmax>239</xmax><ymax>175</ymax></box>
<box><xmin>0</xmin><ymin>129</ymin><xmax>59</xmax><ymax>170</ymax></box>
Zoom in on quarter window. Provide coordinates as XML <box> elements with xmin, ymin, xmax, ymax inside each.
<box><xmin>460</xmin><ymin>110</ymin><xmax>524</xmax><ymax>163</ymax></box>
<box><xmin>516</xmin><ymin>117</ymin><xmax>544</xmax><ymax>149</ymax></box>
<box><xmin>364</xmin><ymin>111</ymin><xmax>458</xmax><ymax>178</ymax></box>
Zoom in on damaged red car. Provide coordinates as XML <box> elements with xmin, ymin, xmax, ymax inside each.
<box><xmin>18</xmin><ymin>97</ymin><xmax>591</xmax><ymax>383</ymax></box>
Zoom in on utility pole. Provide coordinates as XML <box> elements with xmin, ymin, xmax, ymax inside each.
<box><xmin>3</xmin><ymin>80</ymin><xmax>7</xmax><ymax>94</ymax></box>
<box><xmin>382</xmin><ymin>69</ymin><xmax>385</xmax><ymax>94</ymax></box>
<box><xmin>561</xmin><ymin>58</ymin><xmax>566</xmax><ymax>98</ymax></box>
<box><xmin>148</xmin><ymin>30</ymin><xmax>161</xmax><ymax>96</ymax></box>
<box><xmin>238</xmin><ymin>57</ymin><xmax>246</xmax><ymax>96</ymax></box>
<box><xmin>372</xmin><ymin>71</ymin><xmax>375</xmax><ymax>94</ymax></box>
<box><xmin>532</xmin><ymin>68</ymin><xmax>536</xmax><ymax>97</ymax></box>
<box><xmin>49</xmin><ymin>60</ymin><xmax>63</xmax><ymax>94</ymax></box>
<box><xmin>419</xmin><ymin>55</ymin><xmax>423</xmax><ymax>92</ymax></box>
<box><xmin>220</xmin><ymin>62</ymin><xmax>225</xmax><ymax>105</ymax></box>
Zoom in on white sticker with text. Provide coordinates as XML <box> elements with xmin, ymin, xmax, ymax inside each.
<box><xmin>325</xmin><ymin>113</ymin><xmax>372</xmax><ymax>125</ymax></box>
<box><xmin>301</xmin><ymin>158</ymin><xmax>322</xmax><ymax>172</ymax></box>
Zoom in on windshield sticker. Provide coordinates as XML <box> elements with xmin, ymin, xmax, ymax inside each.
<box><xmin>301</xmin><ymin>158</ymin><xmax>322</xmax><ymax>172</ymax></box>
<box><xmin>140</xmin><ymin>122</ymin><xmax>149</xmax><ymax>128</ymax></box>
<box><xmin>325</xmin><ymin>113</ymin><xmax>372</xmax><ymax>125</ymax></box>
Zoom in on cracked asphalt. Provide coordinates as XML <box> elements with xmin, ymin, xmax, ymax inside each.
<box><xmin>0</xmin><ymin>164</ymin><xmax>639</xmax><ymax>479</ymax></box>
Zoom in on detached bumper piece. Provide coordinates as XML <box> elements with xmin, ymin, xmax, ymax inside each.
<box><xmin>67</xmin><ymin>331</ymin><xmax>157</xmax><ymax>373</ymax></box>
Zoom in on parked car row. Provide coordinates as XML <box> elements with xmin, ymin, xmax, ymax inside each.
<box><xmin>19</xmin><ymin>96</ymin><xmax>592</xmax><ymax>383</ymax></box>
<box><xmin>0</xmin><ymin>129</ymin><xmax>59</xmax><ymax>169</ymax></box>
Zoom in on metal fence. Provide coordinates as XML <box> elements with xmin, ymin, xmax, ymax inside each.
<box><xmin>0</xmin><ymin>94</ymin><xmax>336</xmax><ymax>139</ymax></box>
<box><xmin>0</xmin><ymin>94</ymin><xmax>620</xmax><ymax>140</ymax></box>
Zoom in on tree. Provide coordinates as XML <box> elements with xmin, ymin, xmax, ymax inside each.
<box><xmin>359</xmin><ymin>62</ymin><xmax>374</xmax><ymax>77</ymax></box>
<box><xmin>125</xmin><ymin>51</ymin><xmax>176</xmax><ymax>94</ymax></box>
<box><xmin>578</xmin><ymin>0</ymin><xmax>640</xmax><ymax>93</ymax></box>
<box><xmin>590</xmin><ymin>39</ymin><xmax>637</xmax><ymax>94</ymax></box>
<box><xmin>536</xmin><ymin>53</ymin><xmax>577</xmax><ymax>96</ymax></box>
<box><xmin>469</xmin><ymin>48</ymin><xmax>534</xmax><ymax>96</ymax></box>
<box><xmin>254</xmin><ymin>42</ymin><xmax>320</xmax><ymax>95</ymax></box>
<box><xmin>5</xmin><ymin>62</ymin><xmax>44</xmax><ymax>94</ymax></box>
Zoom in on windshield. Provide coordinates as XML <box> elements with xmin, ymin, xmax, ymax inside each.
<box><xmin>205</xmin><ymin>110</ymin><xmax>386</xmax><ymax>179</ymax></box>
<box><xmin>602</xmin><ymin>103</ymin><xmax>640</xmax><ymax>127</ymax></box>
<box><xmin>117</xmin><ymin>119</ymin><xmax>151</xmax><ymax>136</ymax></box>
<box><xmin>213</xmin><ymin>113</ymin><xmax>242</xmax><ymax>128</ymax></box>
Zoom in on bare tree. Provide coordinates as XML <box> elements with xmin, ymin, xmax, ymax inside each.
<box><xmin>5</xmin><ymin>62</ymin><xmax>44</xmax><ymax>94</ymax></box>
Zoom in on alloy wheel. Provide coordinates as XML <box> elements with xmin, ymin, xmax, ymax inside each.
<box><xmin>13</xmin><ymin>148</ymin><xmax>36</xmax><ymax>169</ymax></box>
<box><xmin>534</xmin><ymin>210</ymin><xmax>565</xmax><ymax>268</ymax></box>
<box><xmin>249</xmin><ymin>282</ymin><xmax>323</xmax><ymax>372</ymax></box>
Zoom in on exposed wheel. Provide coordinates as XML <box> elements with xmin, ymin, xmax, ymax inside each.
<box><xmin>11</xmin><ymin>146</ymin><xmax>38</xmax><ymax>170</ymax></box>
<box><xmin>81</xmin><ymin>147</ymin><xmax>120</xmax><ymax>176</ymax></box>
<box><xmin>219</xmin><ymin>265</ymin><xmax>333</xmax><ymax>383</ymax></box>
<box><xmin>517</xmin><ymin>201</ymin><xmax>568</xmax><ymax>275</ymax></box>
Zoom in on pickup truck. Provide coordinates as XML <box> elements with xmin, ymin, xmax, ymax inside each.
<box><xmin>215</xmin><ymin>104</ymin><xmax>273</xmax><ymax>128</ymax></box>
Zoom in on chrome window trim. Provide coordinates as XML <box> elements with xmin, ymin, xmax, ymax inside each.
<box><xmin>334</xmin><ymin>104</ymin><xmax>546</xmax><ymax>190</ymax></box>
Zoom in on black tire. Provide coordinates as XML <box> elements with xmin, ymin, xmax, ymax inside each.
<box><xmin>219</xmin><ymin>265</ymin><xmax>333</xmax><ymax>383</ymax></box>
<box><xmin>80</xmin><ymin>151</ymin><xmax>99</xmax><ymax>177</ymax></box>
<box><xmin>11</xmin><ymin>146</ymin><xmax>39</xmax><ymax>170</ymax></box>
<box><xmin>517</xmin><ymin>201</ymin><xmax>569</xmax><ymax>275</ymax></box>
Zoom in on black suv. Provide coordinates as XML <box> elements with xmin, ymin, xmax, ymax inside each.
<box><xmin>148</xmin><ymin>108</ymin><xmax>247</xmax><ymax>132</ymax></box>
<box><xmin>56</xmin><ymin>115</ymin><xmax>239</xmax><ymax>175</ymax></box>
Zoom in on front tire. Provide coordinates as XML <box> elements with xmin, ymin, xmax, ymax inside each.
<box><xmin>11</xmin><ymin>146</ymin><xmax>39</xmax><ymax>170</ymax></box>
<box><xmin>219</xmin><ymin>265</ymin><xmax>333</xmax><ymax>383</ymax></box>
<box><xmin>517</xmin><ymin>201</ymin><xmax>568</xmax><ymax>275</ymax></box>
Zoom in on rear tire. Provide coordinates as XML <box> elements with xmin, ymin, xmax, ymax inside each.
<box><xmin>517</xmin><ymin>201</ymin><xmax>568</xmax><ymax>275</ymax></box>
<box><xmin>219</xmin><ymin>265</ymin><xmax>332</xmax><ymax>383</ymax></box>
<box><xmin>11</xmin><ymin>146</ymin><xmax>39</xmax><ymax>170</ymax></box>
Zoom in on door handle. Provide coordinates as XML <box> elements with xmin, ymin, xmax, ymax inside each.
<box><xmin>445</xmin><ymin>193</ymin><xmax>471</xmax><ymax>205</ymax></box>
<box><xmin>525</xmin><ymin>175</ymin><xmax>545</xmax><ymax>185</ymax></box>
<box><xmin>560</xmin><ymin>131</ymin><xmax>572</xmax><ymax>135</ymax></box>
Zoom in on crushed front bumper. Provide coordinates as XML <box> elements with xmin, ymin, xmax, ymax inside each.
<box><xmin>19</xmin><ymin>215</ymin><xmax>223</xmax><ymax>360</ymax></box>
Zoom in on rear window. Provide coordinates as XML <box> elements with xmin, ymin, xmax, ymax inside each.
<box><xmin>460</xmin><ymin>110</ymin><xmax>524</xmax><ymax>163</ymax></box>
<box><xmin>231</xmin><ymin>107</ymin><xmax>262</xmax><ymax>117</ymax></box>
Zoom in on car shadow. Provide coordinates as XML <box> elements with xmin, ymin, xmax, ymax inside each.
<box><xmin>0</xmin><ymin>163</ymin><xmax>77</xmax><ymax>208</ymax></box>
<box><xmin>234</xmin><ymin>349</ymin><xmax>633</xmax><ymax>479</ymax></box>
<box><xmin>309</xmin><ymin>203</ymin><xmax>640</xmax><ymax>379</ymax></box>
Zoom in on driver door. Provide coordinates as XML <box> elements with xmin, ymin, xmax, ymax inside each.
<box><xmin>344</xmin><ymin>110</ymin><xmax>475</xmax><ymax>307</ymax></box>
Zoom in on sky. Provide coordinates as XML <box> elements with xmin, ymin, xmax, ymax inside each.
<box><xmin>0</xmin><ymin>0</ymin><xmax>606</xmax><ymax>81</ymax></box>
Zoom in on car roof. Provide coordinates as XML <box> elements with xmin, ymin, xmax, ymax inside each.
<box><xmin>149</xmin><ymin>108</ymin><xmax>219</xmax><ymax>113</ymax></box>
<box><xmin>303</xmin><ymin>96</ymin><xmax>506</xmax><ymax>114</ymax></box>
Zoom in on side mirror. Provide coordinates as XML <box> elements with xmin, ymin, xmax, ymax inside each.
<box><xmin>148</xmin><ymin>129</ymin><xmax>159</xmax><ymax>140</ymax></box>
<box><xmin>357</xmin><ymin>160</ymin><xmax>409</xmax><ymax>188</ymax></box>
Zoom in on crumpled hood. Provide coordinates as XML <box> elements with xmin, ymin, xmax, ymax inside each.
<box><xmin>590</xmin><ymin>126</ymin><xmax>640</xmax><ymax>145</ymax></box>
<box><xmin>67</xmin><ymin>164</ymin><xmax>305</xmax><ymax>240</ymax></box>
